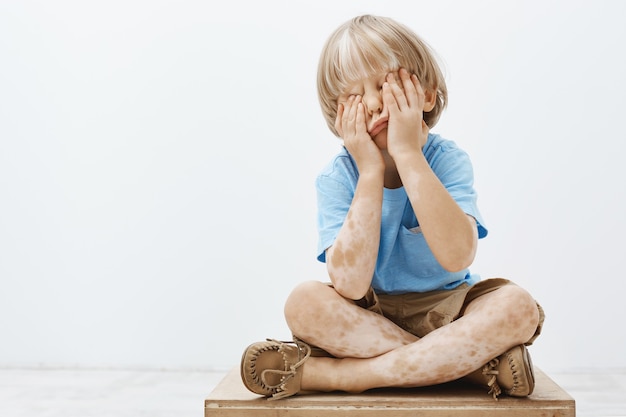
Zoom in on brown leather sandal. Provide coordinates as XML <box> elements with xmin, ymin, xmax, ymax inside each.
<box><xmin>240</xmin><ymin>339</ymin><xmax>311</xmax><ymax>400</ymax></box>
<box><xmin>465</xmin><ymin>344</ymin><xmax>535</xmax><ymax>400</ymax></box>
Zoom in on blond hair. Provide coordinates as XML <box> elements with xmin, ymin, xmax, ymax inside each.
<box><xmin>317</xmin><ymin>15</ymin><xmax>448</xmax><ymax>137</ymax></box>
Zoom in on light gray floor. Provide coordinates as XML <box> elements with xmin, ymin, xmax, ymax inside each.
<box><xmin>0</xmin><ymin>368</ymin><xmax>624</xmax><ymax>417</ymax></box>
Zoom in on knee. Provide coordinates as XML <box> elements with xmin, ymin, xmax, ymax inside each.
<box><xmin>498</xmin><ymin>285</ymin><xmax>540</xmax><ymax>344</ymax></box>
<box><xmin>284</xmin><ymin>280</ymin><xmax>329</xmax><ymax>332</ymax></box>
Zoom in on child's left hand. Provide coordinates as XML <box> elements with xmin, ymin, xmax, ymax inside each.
<box><xmin>382</xmin><ymin>68</ymin><xmax>430</xmax><ymax>158</ymax></box>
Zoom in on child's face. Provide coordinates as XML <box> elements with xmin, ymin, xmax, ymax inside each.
<box><xmin>336</xmin><ymin>70</ymin><xmax>403</xmax><ymax>149</ymax></box>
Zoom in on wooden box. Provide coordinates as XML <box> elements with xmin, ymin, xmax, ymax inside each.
<box><xmin>206</xmin><ymin>366</ymin><xmax>575</xmax><ymax>416</ymax></box>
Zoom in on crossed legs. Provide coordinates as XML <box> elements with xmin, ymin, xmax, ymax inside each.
<box><xmin>284</xmin><ymin>280</ymin><xmax>540</xmax><ymax>394</ymax></box>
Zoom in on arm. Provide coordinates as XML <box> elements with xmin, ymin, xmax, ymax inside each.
<box><xmin>383</xmin><ymin>69</ymin><xmax>478</xmax><ymax>271</ymax></box>
<box><xmin>326</xmin><ymin>171</ymin><xmax>383</xmax><ymax>299</ymax></box>
<box><xmin>326</xmin><ymin>96</ymin><xmax>384</xmax><ymax>300</ymax></box>
<box><xmin>394</xmin><ymin>152</ymin><xmax>478</xmax><ymax>271</ymax></box>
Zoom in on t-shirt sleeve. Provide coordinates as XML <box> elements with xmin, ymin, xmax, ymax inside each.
<box><xmin>315</xmin><ymin>174</ymin><xmax>354</xmax><ymax>262</ymax></box>
<box><xmin>430</xmin><ymin>145</ymin><xmax>488</xmax><ymax>238</ymax></box>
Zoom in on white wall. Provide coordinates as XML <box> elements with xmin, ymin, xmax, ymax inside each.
<box><xmin>1</xmin><ymin>0</ymin><xmax>625</xmax><ymax>373</ymax></box>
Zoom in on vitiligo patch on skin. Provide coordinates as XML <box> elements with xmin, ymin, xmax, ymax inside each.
<box><xmin>293</xmin><ymin>284</ymin><xmax>539</xmax><ymax>393</ymax></box>
<box><xmin>287</xmin><ymin>283</ymin><xmax>417</xmax><ymax>360</ymax></box>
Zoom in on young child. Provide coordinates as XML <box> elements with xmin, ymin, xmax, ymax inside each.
<box><xmin>240</xmin><ymin>14</ymin><xmax>544</xmax><ymax>400</ymax></box>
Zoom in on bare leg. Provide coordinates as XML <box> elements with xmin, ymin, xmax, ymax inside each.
<box><xmin>284</xmin><ymin>281</ymin><xmax>539</xmax><ymax>393</ymax></box>
<box><xmin>284</xmin><ymin>281</ymin><xmax>418</xmax><ymax>358</ymax></box>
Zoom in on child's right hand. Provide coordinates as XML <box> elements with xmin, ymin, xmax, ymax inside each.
<box><xmin>335</xmin><ymin>95</ymin><xmax>385</xmax><ymax>174</ymax></box>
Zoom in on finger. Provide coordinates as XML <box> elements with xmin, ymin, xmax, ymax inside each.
<box><xmin>341</xmin><ymin>95</ymin><xmax>355</xmax><ymax>134</ymax></box>
<box><xmin>335</xmin><ymin>103</ymin><xmax>344</xmax><ymax>136</ymax></box>
<box><xmin>346</xmin><ymin>95</ymin><xmax>359</xmax><ymax>130</ymax></box>
<box><xmin>382</xmin><ymin>82</ymin><xmax>399</xmax><ymax>114</ymax></box>
<box><xmin>399</xmin><ymin>68</ymin><xmax>418</xmax><ymax>108</ymax></box>
<box><xmin>410</xmin><ymin>73</ymin><xmax>426</xmax><ymax>111</ymax></box>
<box><xmin>345</xmin><ymin>95</ymin><xmax>362</xmax><ymax>136</ymax></box>
<box><xmin>386</xmin><ymin>72</ymin><xmax>408</xmax><ymax>109</ymax></box>
<box><xmin>355</xmin><ymin>102</ymin><xmax>368</xmax><ymax>136</ymax></box>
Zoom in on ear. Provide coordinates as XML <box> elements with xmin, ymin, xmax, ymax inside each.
<box><xmin>423</xmin><ymin>88</ymin><xmax>437</xmax><ymax>112</ymax></box>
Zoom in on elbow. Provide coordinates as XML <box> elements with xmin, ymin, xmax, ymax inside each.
<box><xmin>337</xmin><ymin>286</ymin><xmax>369</xmax><ymax>301</ymax></box>
<box><xmin>327</xmin><ymin>269</ymin><xmax>371</xmax><ymax>301</ymax></box>
<box><xmin>441</xmin><ymin>257</ymin><xmax>473</xmax><ymax>273</ymax></box>
<box><xmin>438</xmin><ymin>244</ymin><xmax>477</xmax><ymax>273</ymax></box>
<box><xmin>335</xmin><ymin>281</ymin><xmax>370</xmax><ymax>301</ymax></box>
<box><xmin>325</xmin><ymin>247</ymin><xmax>372</xmax><ymax>300</ymax></box>
<box><xmin>439</xmin><ymin>223</ymin><xmax>478</xmax><ymax>272</ymax></box>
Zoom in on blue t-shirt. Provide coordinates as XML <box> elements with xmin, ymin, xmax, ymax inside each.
<box><xmin>316</xmin><ymin>133</ymin><xmax>488</xmax><ymax>295</ymax></box>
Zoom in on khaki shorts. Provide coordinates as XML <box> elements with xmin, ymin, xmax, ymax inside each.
<box><xmin>303</xmin><ymin>278</ymin><xmax>544</xmax><ymax>357</ymax></box>
<box><xmin>356</xmin><ymin>278</ymin><xmax>544</xmax><ymax>344</ymax></box>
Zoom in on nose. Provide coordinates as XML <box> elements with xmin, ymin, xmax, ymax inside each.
<box><xmin>363</xmin><ymin>87</ymin><xmax>382</xmax><ymax>115</ymax></box>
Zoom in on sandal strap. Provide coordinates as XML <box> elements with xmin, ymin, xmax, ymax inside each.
<box><xmin>259</xmin><ymin>339</ymin><xmax>311</xmax><ymax>399</ymax></box>
<box><xmin>482</xmin><ymin>358</ymin><xmax>502</xmax><ymax>400</ymax></box>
